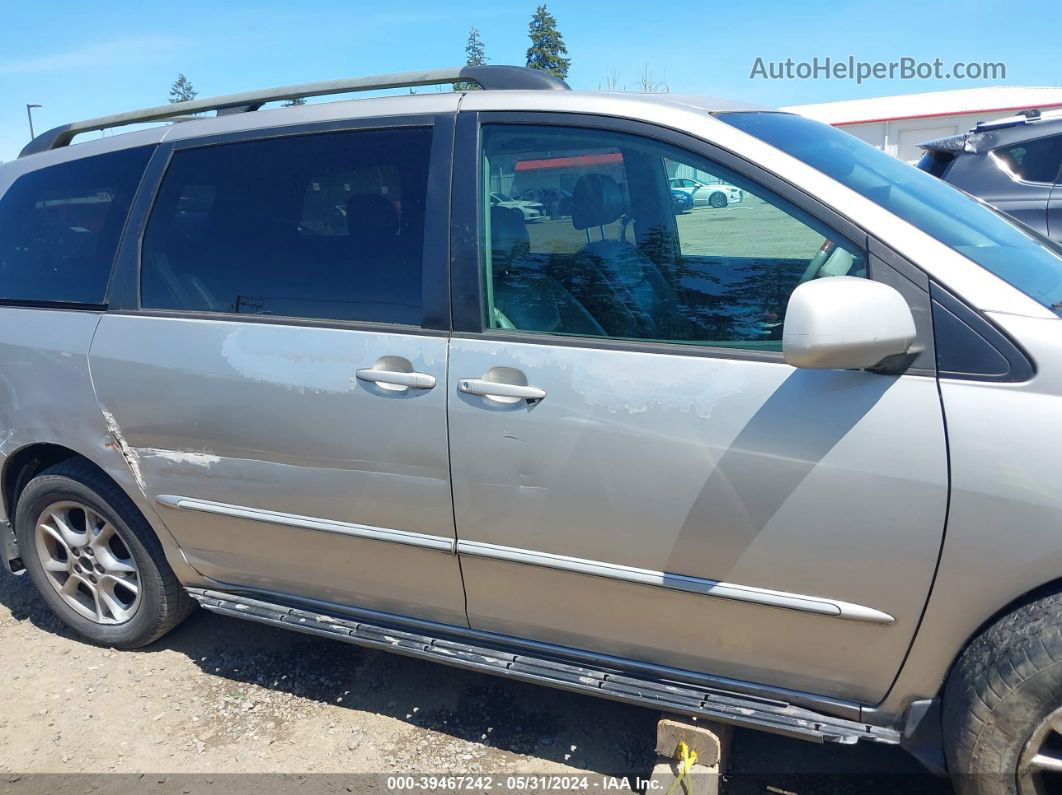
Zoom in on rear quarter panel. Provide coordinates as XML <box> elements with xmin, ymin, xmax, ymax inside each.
<box><xmin>0</xmin><ymin>307</ymin><xmax>200</xmax><ymax>581</ymax></box>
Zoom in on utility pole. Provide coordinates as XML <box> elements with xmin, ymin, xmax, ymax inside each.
<box><xmin>26</xmin><ymin>104</ymin><xmax>42</xmax><ymax>139</ymax></box>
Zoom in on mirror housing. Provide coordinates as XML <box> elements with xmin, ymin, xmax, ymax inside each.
<box><xmin>783</xmin><ymin>276</ymin><xmax>916</xmax><ymax>370</ymax></box>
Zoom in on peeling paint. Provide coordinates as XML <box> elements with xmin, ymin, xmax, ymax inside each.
<box><xmin>220</xmin><ymin>327</ymin><xmax>366</xmax><ymax>395</ymax></box>
<box><xmin>138</xmin><ymin>448</ymin><xmax>221</xmax><ymax>468</ymax></box>
<box><xmin>101</xmin><ymin>408</ymin><xmax>147</xmax><ymax>492</ymax></box>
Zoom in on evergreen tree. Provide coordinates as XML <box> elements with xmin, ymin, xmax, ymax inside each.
<box><xmin>456</xmin><ymin>26</ymin><xmax>487</xmax><ymax>91</ymax></box>
<box><xmin>168</xmin><ymin>74</ymin><xmax>197</xmax><ymax>104</ymax></box>
<box><xmin>465</xmin><ymin>26</ymin><xmax>486</xmax><ymax>67</ymax></box>
<box><xmin>525</xmin><ymin>5</ymin><xmax>570</xmax><ymax>79</ymax></box>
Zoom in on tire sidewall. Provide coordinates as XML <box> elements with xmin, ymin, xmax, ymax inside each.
<box><xmin>958</xmin><ymin>665</ymin><xmax>1062</xmax><ymax>794</ymax></box>
<box><xmin>15</xmin><ymin>473</ymin><xmax>164</xmax><ymax>647</ymax></box>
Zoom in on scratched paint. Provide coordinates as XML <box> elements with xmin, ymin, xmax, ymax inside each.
<box><xmin>101</xmin><ymin>408</ymin><xmax>147</xmax><ymax>492</ymax></box>
<box><xmin>138</xmin><ymin>448</ymin><xmax>221</xmax><ymax>468</ymax></box>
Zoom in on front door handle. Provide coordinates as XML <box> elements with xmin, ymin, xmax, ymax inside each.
<box><xmin>457</xmin><ymin>378</ymin><xmax>546</xmax><ymax>402</ymax></box>
<box><xmin>356</xmin><ymin>368</ymin><xmax>436</xmax><ymax>390</ymax></box>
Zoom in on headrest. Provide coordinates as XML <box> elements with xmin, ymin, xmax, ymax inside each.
<box><xmin>490</xmin><ymin>206</ymin><xmax>529</xmax><ymax>267</ymax></box>
<box><xmin>346</xmin><ymin>194</ymin><xmax>398</xmax><ymax>242</ymax></box>
<box><xmin>572</xmin><ymin>173</ymin><xmax>625</xmax><ymax>231</ymax></box>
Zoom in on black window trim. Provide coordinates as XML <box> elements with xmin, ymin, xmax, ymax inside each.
<box><xmin>110</xmin><ymin>112</ymin><xmax>456</xmax><ymax>335</ymax></box>
<box><xmin>451</xmin><ymin>109</ymin><xmax>883</xmax><ymax>365</ymax></box>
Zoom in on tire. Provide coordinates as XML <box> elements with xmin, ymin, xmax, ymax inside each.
<box><xmin>708</xmin><ymin>192</ymin><xmax>728</xmax><ymax>209</ymax></box>
<box><xmin>14</xmin><ymin>458</ymin><xmax>193</xmax><ymax>648</ymax></box>
<box><xmin>943</xmin><ymin>590</ymin><xmax>1062</xmax><ymax>794</ymax></box>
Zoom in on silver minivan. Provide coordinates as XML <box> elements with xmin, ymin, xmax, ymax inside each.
<box><xmin>3</xmin><ymin>65</ymin><xmax>1062</xmax><ymax>794</ymax></box>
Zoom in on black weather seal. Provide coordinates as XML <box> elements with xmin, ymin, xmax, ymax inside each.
<box><xmin>188</xmin><ymin>588</ymin><xmax>900</xmax><ymax>747</ymax></box>
<box><xmin>20</xmin><ymin>65</ymin><xmax>569</xmax><ymax>158</ymax></box>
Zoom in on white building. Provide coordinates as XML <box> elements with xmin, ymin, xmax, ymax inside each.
<box><xmin>782</xmin><ymin>86</ymin><xmax>1062</xmax><ymax>162</ymax></box>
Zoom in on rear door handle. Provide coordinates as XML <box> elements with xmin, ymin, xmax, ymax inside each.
<box><xmin>356</xmin><ymin>368</ymin><xmax>437</xmax><ymax>390</ymax></box>
<box><xmin>457</xmin><ymin>378</ymin><xmax>546</xmax><ymax>402</ymax></box>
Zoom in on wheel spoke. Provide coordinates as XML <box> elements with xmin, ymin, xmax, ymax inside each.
<box><xmin>49</xmin><ymin>509</ymin><xmax>85</xmax><ymax>548</ymax></box>
<box><xmin>37</xmin><ymin>521</ymin><xmax>71</xmax><ymax>554</ymax></box>
<box><xmin>89</xmin><ymin>523</ymin><xmax>135</xmax><ymax>574</ymax></box>
<box><xmin>1030</xmin><ymin>752</ymin><xmax>1062</xmax><ymax>773</ymax></box>
<box><xmin>99</xmin><ymin>572</ymin><xmax>139</xmax><ymax>598</ymax></box>
<box><xmin>42</xmin><ymin>557</ymin><xmax>69</xmax><ymax>573</ymax></box>
<box><xmin>98</xmin><ymin>580</ymin><xmax>136</xmax><ymax>622</ymax></box>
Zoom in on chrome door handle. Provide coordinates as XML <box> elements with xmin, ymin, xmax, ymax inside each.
<box><xmin>356</xmin><ymin>369</ymin><xmax>437</xmax><ymax>389</ymax></box>
<box><xmin>457</xmin><ymin>378</ymin><xmax>546</xmax><ymax>401</ymax></box>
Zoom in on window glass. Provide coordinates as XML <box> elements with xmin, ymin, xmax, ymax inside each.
<box><xmin>994</xmin><ymin>136</ymin><xmax>1062</xmax><ymax>184</ymax></box>
<box><xmin>142</xmin><ymin>128</ymin><xmax>432</xmax><ymax>325</ymax></box>
<box><xmin>0</xmin><ymin>146</ymin><xmax>151</xmax><ymax>304</ymax></box>
<box><xmin>481</xmin><ymin>125</ymin><xmax>865</xmax><ymax>350</ymax></box>
<box><xmin>720</xmin><ymin>111</ymin><xmax>1062</xmax><ymax>316</ymax></box>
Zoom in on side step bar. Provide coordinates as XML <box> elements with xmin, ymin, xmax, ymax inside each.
<box><xmin>188</xmin><ymin>588</ymin><xmax>900</xmax><ymax>746</ymax></box>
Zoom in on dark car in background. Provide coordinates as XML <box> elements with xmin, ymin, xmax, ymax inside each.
<box><xmin>917</xmin><ymin>110</ymin><xmax>1062</xmax><ymax>242</ymax></box>
<box><xmin>671</xmin><ymin>188</ymin><xmax>693</xmax><ymax>214</ymax></box>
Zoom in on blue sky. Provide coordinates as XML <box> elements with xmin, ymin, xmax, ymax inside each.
<box><xmin>0</xmin><ymin>0</ymin><xmax>1057</xmax><ymax>162</ymax></box>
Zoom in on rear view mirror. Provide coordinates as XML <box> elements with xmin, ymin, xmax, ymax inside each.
<box><xmin>783</xmin><ymin>276</ymin><xmax>916</xmax><ymax>370</ymax></box>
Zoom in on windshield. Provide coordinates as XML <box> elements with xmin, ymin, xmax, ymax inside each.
<box><xmin>718</xmin><ymin>111</ymin><xmax>1062</xmax><ymax>316</ymax></box>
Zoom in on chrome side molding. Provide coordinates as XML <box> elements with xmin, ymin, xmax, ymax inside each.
<box><xmin>159</xmin><ymin>495</ymin><xmax>894</xmax><ymax>624</ymax></box>
<box><xmin>156</xmin><ymin>495</ymin><xmax>455</xmax><ymax>552</ymax></box>
<box><xmin>457</xmin><ymin>540</ymin><xmax>896</xmax><ymax>625</ymax></box>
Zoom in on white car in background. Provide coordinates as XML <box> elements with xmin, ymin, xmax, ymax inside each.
<box><xmin>669</xmin><ymin>177</ymin><xmax>743</xmax><ymax>208</ymax></box>
<box><xmin>490</xmin><ymin>192</ymin><xmax>545</xmax><ymax>222</ymax></box>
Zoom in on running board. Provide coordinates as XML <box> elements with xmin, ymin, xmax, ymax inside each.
<box><xmin>187</xmin><ymin>588</ymin><xmax>900</xmax><ymax>746</ymax></box>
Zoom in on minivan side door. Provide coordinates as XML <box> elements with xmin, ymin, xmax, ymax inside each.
<box><xmin>89</xmin><ymin>116</ymin><xmax>467</xmax><ymax>624</ymax></box>
<box><xmin>446</xmin><ymin>113</ymin><xmax>949</xmax><ymax>704</ymax></box>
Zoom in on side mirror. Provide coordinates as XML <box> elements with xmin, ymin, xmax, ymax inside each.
<box><xmin>783</xmin><ymin>276</ymin><xmax>916</xmax><ymax>370</ymax></box>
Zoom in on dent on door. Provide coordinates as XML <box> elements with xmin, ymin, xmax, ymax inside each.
<box><xmin>448</xmin><ymin>338</ymin><xmax>948</xmax><ymax>703</ymax></box>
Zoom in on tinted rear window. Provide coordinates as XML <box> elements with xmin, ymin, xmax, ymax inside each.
<box><xmin>916</xmin><ymin>149</ymin><xmax>957</xmax><ymax>179</ymax></box>
<box><xmin>720</xmin><ymin>112</ymin><xmax>1062</xmax><ymax>316</ymax></box>
<box><xmin>141</xmin><ymin>128</ymin><xmax>433</xmax><ymax>325</ymax></box>
<box><xmin>994</xmin><ymin>135</ymin><xmax>1062</xmax><ymax>184</ymax></box>
<box><xmin>0</xmin><ymin>147</ymin><xmax>151</xmax><ymax>304</ymax></box>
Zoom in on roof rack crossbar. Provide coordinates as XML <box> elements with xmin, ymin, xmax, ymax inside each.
<box><xmin>19</xmin><ymin>65</ymin><xmax>569</xmax><ymax>158</ymax></box>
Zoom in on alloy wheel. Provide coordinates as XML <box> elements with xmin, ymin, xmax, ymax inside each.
<box><xmin>1020</xmin><ymin>706</ymin><xmax>1062</xmax><ymax>794</ymax></box>
<box><xmin>33</xmin><ymin>500</ymin><xmax>142</xmax><ymax>624</ymax></box>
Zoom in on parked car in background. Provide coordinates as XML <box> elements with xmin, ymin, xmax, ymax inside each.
<box><xmin>489</xmin><ymin>191</ymin><xmax>544</xmax><ymax>222</ymax></box>
<box><xmin>671</xmin><ymin>188</ymin><xmax>694</xmax><ymax>214</ymax></box>
<box><xmin>515</xmin><ymin>187</ymin><xmax>572</xmax><ymax>218</ymax></box>
<box><xmin>669</xmin><ymin>176</ymin><xmax>743</xmax><ymax>207</ymax></box>
<box><xmin>7</xmin><ymin>64</ymin><xmax>1062</xmax><ymax>795</ymax></box>
<box><xmin>917</xmin><ymin>110</ymin><xmax>1062</xmax><ymax>242</ymax></box>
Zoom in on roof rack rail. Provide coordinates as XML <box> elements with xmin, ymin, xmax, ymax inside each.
<box><xmin>19</xmin><ymin>65</ymin><xmax>569</xmax><ymax>158</ymax></box>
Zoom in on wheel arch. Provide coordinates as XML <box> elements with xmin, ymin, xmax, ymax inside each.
<box><xmin>1</xmin><ymin>442</ymin><xmax>199</xmax><ymax>582</ymax></box>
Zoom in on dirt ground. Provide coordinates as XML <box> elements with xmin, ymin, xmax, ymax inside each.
<box><xmin>0</xmin><ymin>568</ymin><xmax>951</xmax><ymax>794</ymax></box>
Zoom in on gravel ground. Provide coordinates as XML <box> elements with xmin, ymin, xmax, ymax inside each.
<box><xmin>0</xmin><ymin>568</ymin><xmax>951</xmax><ymax>794</ymax></box>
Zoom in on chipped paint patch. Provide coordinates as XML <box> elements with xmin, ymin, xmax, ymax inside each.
<box><xmin>139</xmin><ymin>448</ymin><xmax>221</xmax><ymax>468</ymax></box>
<box><xmin>101</xmin><ymin>408</ymin><xmax>146</xmax><ymax>492</ymax></box>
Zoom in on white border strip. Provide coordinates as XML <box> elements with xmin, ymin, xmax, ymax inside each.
<box><xmin>457</xmin><ymin>540</ymin><xmax>895</xmax><ymax>625</ymax></box>
<box><xmin>156</xmin><ymin>495</ymin><xmax>455</xmax><ymax>553</ymax></box>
